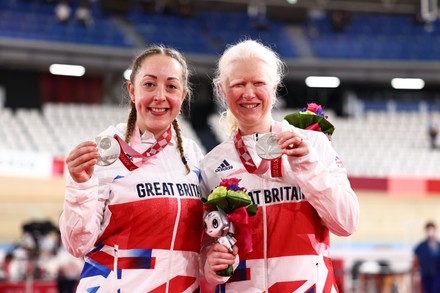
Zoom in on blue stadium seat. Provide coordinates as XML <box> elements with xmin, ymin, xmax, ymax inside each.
<box><xmin>306</xmin><ymin>13</ymin><xmax>440</xmax><ymax>60</ymax></box>
<box><xmin>0</xmin><ymin>0</ymin><xmax>134</xmax><ymax>48</ymax></box>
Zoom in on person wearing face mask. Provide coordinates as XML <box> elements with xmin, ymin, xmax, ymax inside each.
<box><xmin>59</xmin><ymin>46</ymin><xmax>205</xmax><ymax>292</ymax></box>
<box><xmin>199</xmin><ymin>39</ymin><xmax>359</xmax><ymax>292</ymax></box>
<box><xmin>413</xmin><ymin>221</ymin><xmax>440</xmax><ymax>293</ymax></box>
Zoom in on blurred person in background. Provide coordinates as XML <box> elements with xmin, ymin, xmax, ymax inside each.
<box><xmin>428</xmin><ymin>112</ymin><xmax>438</xmax><ymax>150</ymax></box>
<box><xmin>55</xmin><ymin>0</ymin><xmax>70</xmax><ymax>23</ymax></box>
<box><xmin>412</xmin><ymin>221</ymin><xmax>440</xmax><ymax>293</ymax></box>
<box><xmin>200</xmin><ymin>39</ymin><xmax>359</xmax><ymax>292</ymax></box>
<box><xmin>2</xmin><ymin>220</ymin><xmax>59</xmax><ymax>282</ymax></box>
<box><xmin>52</xmin><ymin>245</ymin><xmax>83</xmax><ymax>293</ymax></box>
<box><xmin>75</xmin><ymin>0</ymin><xmax>93</xmax><ymax>26</ymax></box>
<box><xmin>59</xmin><ymin>45</ymin><xmax>205</xmax><ymax>292</ymax></box>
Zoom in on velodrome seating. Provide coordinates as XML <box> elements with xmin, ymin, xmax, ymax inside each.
<box><xmin>0</xmin><ymin>1</ymin><xmax>297</xmax><ymax>57</ymax></box>
<box><xmin>0</xmin><ymin>0</ymin><xmax>133</xmax><ymax>48</ymax></box>
<box><xmin>0</xmin><ymin>103</ymin><xmax>205</xmax><ymax>157</ymax></box>
<box><xmin>2</xmin><ymin>0</ymin><xmax>440</xmax><ymax>60</ymax></box>
<box><xmin>0</xmin><ymin>102</ymin><xmax>438</xmax><ymax>179</ymax></box>
<box><xmin>125</xmin><ymin>7</ymin><xmax>297</xmax><ymax>57</ymax></box>
<box><xmin>307</xmin><ymin>13</ymin><xmax>440</xmax><ymax>60</ymax></box>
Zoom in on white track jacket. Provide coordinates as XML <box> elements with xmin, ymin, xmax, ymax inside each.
<box><xmin>60</xmin><ymin>123</ymin><xmax>205</xmax><ymax>293</ymax></box>
<box><xmin>200</xmin><ymin>120</ymin><xmax>359</xmax><ymax>293</ymax></box>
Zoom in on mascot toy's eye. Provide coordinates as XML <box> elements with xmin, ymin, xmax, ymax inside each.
<box><xmin>212</xmin><ymin>218</ymin><xmax>219</xmax><ymax>229</ymax></box>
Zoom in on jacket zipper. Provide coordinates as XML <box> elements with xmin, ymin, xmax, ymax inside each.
<box><xmin>114</xmin><ymin>244</ymin><xmax>119</xmax><ymax>291</ymax></box>
<box><xmin>315</xmin><ymin>257</ymin><xmax>321</xmax><ymax>293</ymax></box>
<box><xmin>261</xmin><ymin>177</ymin><xmax>269</xmax><ymax>291</ymax></box>
<box><xmin>166</xmin><ymin>196</ymin><xmax>182</xmax><ymax>293</ymax></box>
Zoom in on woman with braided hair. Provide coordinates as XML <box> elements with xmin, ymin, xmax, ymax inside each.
<box><xmin>59</xmin><ymin>45</ymin><xmax>205</xmax><ymax>292</ymax></box>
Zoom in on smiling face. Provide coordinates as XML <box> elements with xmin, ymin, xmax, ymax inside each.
<box><xmin>222</xmin><ymin>57</ymin><xmax>277</xmax><ymax>135</ymax></box>
<box><xmin>128</xmin><ymin>54</ymin><xmax>187</xmax><ymax>137</ymax></box>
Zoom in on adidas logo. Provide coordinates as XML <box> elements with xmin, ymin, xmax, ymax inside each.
<box><xmin>215</xmin><ymin>160</ymin><xmax>233</xmax><ymax>172</ymax></box>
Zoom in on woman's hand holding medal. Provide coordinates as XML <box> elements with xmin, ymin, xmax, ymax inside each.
<box><xmin>277</xmin><ymin>131</ymin><xmax>309</xmax><ymax>158</ymax></box>
<box><xmin>66</xmin><ymin>141</ymin><xmax>99</xmax><ymax>183</ymax></box>
<box><xmin>66</xmin><ymin>135</ymin><xmax>121</xmax><ymax>183</ymax></box>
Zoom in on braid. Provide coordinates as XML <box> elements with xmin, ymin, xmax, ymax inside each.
<box><xmin>172</xmin><ymin>119</ymin><xmax>190</xmax><ymax>174</ymax></box>
<box><xmin>125</xmin><ymin>102</ymin><xmax>137</xmax><ymax>144</ymax></box>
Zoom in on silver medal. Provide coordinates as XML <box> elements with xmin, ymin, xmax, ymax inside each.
<box><xmin>95</xmin><ymin>135</ymin><xmax>120</xmax><ymax>166</ymax></box>
<box><xmin>256</xmin><ymin>133</ymin><xmax>282</xmax><ymax>160</ymax></box>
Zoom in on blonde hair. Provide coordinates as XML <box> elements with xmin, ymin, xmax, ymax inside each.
<box><xmin>212</xmin><ymin>39</ymin><xmax>286</xmax><ymax>135</ymax></box>
<box><xmin>126</xmin><ymin>45</ymin><xmax>191</xmax><ymax>173</ymax></box>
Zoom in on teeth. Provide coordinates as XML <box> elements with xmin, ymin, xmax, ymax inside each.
<box><xmin>150</xmin><ymin>108</ymin><xmax>166</xmax><ymax>112</ymax></box>
<box><xmin>241</xmin><ymin>104</ymin><xmax>258</xmax><ymax>108</ymax></box>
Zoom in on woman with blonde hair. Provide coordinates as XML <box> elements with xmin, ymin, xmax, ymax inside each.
<box><xmin>200</xmin><ymin>39</ymin><xmax>359</xmax><ymax>292</ymax></box>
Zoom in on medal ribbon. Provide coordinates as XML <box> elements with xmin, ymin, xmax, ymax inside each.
<box><xmin>233</xmin><ymin>123</ymin><xmax>283</xmax><ymax>177</ymax></box>
<box><xmin>113</xmin><ymin>127</ymin><xmax>172</xmax><ymax>171</ymax></box>
<box><xmin>234</xmin><ymin>131</ymin><xmax>269</xmax><ymax>175</ymax></box>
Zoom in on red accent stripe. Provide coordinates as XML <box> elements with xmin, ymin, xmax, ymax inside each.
<box><xmin>348</xmin><ymin>176</ymin><xmax>388</xmax><ymax>191</ymax></box>
<box><xmin>323</xmin><ymin>256</ymin><xmax>337</xmax><ymax>293</ymax></box>
<box><xmin>268</xmin><ymin>280</ymin><xmax>307</xmax><ymax>292</ymax></box>
<box><xmin>427</xmin><ymin>179</ymin><xmax>440</xmax><ymax>193</ymax></box>
<box><xmin>118</xmin><ymin>256</ymin><xmax>156</xmax><ymax>269</ymax></box>
<box><xmin>88</xmin><ymin>251</ymin><xmax>156</xmax><ymax>270</ymax></box>
<box><xmin>149</xmin><ymin>276</ymin><xmax>197</xmax><ymax>293</ymax></box>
